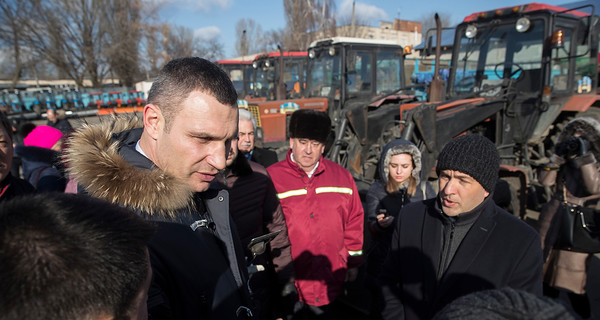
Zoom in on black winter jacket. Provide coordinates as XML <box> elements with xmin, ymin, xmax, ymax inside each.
<box><xmin>65</xmin><ymin>119</ymin><xmax>251</xmax><ymax>320</ymax></box>
<box><xmin>0</xmin><ymin>173</ymin><xmax>35</xmax><ymax>202</ymax></box>
<box><xmin>379</xmin><ymin>197</ymin><xmax>543</xmax><ymax>320</ymax></box>
<box><xmin>14</xmin><ymin>145</ymin><xmax>66</xmax><ymax>192</ymax></box>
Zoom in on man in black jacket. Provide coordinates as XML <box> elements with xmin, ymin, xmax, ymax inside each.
<box><xmin>238</xmin><ymin>109</ymin><xmax>278</xmax><ymax>168</ymax></box>
<box><xmin>379</xmin><ymin>134</ymin><xmax>543</xmax><ymax>320</ymax></box>
<box><xmin>65</xmin><ymin>57</ymin><xmax>252</xmax><ymax>319</ymax></box>
<box><xmin>219</xmin><ymin>132</ymin><xmax>296</xmax><ymax>319</ymax></box>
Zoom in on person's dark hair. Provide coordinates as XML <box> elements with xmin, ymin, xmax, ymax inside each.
<box><xmin>0</xmin><ymin>112</ymin><xmax>13</xmax><ymax>141</ymax></box>
<box><xmin>0</xmin><ymin>193</ymin><xmax>156</xmax><ymax>320</ymax></box>
<box><xmin>433</xmin><ymin>287</ymin><xmax>576</xmax><ymax>320</ymax></box>
<box><xmin>147</xmin><ymin>57</ymin><xmax>238</xmax><ymax>131</ymax></box>
<box><xmin>18</xmin><ymin>122</ymin><xmax>36</xmax><ymax>140</ymax></box>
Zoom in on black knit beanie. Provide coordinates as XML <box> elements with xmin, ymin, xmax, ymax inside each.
<box><xmin>433</xmin><ymin>288</ymin><xmax>577</xmax><ymax>320</ymax></box>
<box><xmin>288</xmin><ymin>109</ymin><xmax>331</xmax><ymax>144</ymax></box>
<box><xmin>436</xmin><ymin>134</ymin><xmax>499</xmax><ymax>193</ymax></box>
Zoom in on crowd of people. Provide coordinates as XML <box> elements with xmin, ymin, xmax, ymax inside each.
<box><xmin>1</xmin><ymin>57</ymin><xmax>598</xmax><ymax>320</ymax></box>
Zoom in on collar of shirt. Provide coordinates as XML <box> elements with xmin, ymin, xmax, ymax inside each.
<box><xmin>135</xmin><ymin>140</ymin><xmax>150</xmax><ymax>159</ymax></box>
<box><xmin>245</xmin><ymin>149</ymin><xmax>253</xmax><ymax>160</ymax></box>
<box><xmin>290</xmin><ymin>152</ymin><xmax>319</xmax><ymax>178</ymax></box>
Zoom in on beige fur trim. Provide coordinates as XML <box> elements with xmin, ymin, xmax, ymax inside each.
<box><xmin>63</xmin><ymin>116</ymin><xmax>194</xmax><ymax>217</ymax></box>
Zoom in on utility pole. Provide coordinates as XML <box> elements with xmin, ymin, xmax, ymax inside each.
<box><xmin>350</xmin><ymin>1</ymin><xmax>355</xmax><ymax>37</ymax></box>
<box><xmin>241</xmin><ymin>30</ymin><xmax>248</xmax><ymax>56</ymax></box>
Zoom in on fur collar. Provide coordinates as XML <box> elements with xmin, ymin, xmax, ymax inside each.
<box><xmin>64</xmin><ymin>116</ymin><xmax>194</xmax><ymax>218</ymax></box>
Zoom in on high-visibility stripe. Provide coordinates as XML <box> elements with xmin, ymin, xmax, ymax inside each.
<box><xmin>315</xmin><ymin>187</ymin><xmax>353</xmax><ymax>195</ymax></box>
<box><xmin>348</xmin><ymin>250</ymin><xmax>363</xmax><ymax>256</ymax></box>
<box><xmin>277</xmin><ymin>189</ymin><xmax>308</xmax><ymax>199</ymax></box>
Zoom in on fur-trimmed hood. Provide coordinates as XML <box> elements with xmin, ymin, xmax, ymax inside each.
<box><xmin>557</xmin><ymin>117</ymin><xmax>600</xmax><ymax>161</ymax></box>
<box><xmin>378</xmin><ymin>139</ymin><xmax>422</xmax><ymax>186</ymax></box>
<box><xmin>63</xmin><ymin>116</ymin><xmax>194</xmax><ymax>218</ymax></box>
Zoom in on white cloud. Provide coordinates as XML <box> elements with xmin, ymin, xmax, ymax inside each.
<box><xmin>174</xmin><ymin>0</ymin><xmax>233</xmax><ymax>12</ymax></box>
<box><xmin>194</xmin><ymin>26</ymin><xmax>222</xmax><ymax>40</ymax></box>
<box><xmin>337</xmin><ymin>0</ymin><xmax>390</xmax><ymax>24</ymax></box>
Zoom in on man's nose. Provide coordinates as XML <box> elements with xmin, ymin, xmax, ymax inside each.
<box><xmin>206</xmin><ymin>143</ymin><xmax>227</xmax><ymax>171</ymax></box>
<box><xmin>442</xmin><ymin>178</ymin><xmax>457</xmax><ymax>194</ymax></box>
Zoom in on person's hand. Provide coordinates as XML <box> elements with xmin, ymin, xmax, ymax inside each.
<box><xmin>345</xmin><ymin>267</ymin><xmax>358</xmax><ymax>282</ymax></box>
<box><xmin>377</xmin><ymin>214</ymin><xmax>395</xmax><ymax>228</ymax></box>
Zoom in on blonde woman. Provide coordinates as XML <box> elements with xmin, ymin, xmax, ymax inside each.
<box><xmin>365</xmin><ymin>139</ymin><xmax>435</xmax><ymax>316</ymax></box>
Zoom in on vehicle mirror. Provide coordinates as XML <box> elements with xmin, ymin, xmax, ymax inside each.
<box><xmin>425</xmin><ymin>36</ymin><xmax>433</xmax><ymax>57</ymax></box>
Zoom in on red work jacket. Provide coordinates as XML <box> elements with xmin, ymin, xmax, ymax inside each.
<box><xmin>267</xmin><ymin>150</ymin><xmax>364</xmax><ymax>306</ymax></box>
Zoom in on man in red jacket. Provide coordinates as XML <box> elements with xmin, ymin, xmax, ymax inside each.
<box><xmin>267</xmin><ymin>109</ymin><xmax>364</xmax><ymax>319</ymax></box>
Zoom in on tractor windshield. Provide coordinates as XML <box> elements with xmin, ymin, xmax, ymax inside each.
<box><xmin>252</xmin><ymin>63</ymin><xmax>276</xmax><ymax>99</ymax></box>
<box><xmin>451</xmin><ymin>18</ymin><xmax>545</xmax><ymax>96</ymax></box>
<box><xmin>306</xmin><ymin>50</ymin><xmax>342</xmax><ymax>98</ymax></box>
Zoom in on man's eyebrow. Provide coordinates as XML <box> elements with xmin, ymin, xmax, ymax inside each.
<box><xmin>454</xmin><ymin>173</ymin><xmax>474</xmax><ymax>180</ymax></box>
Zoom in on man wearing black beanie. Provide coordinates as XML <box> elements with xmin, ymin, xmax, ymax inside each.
<box><xmin>378</xmin><ymin>134</ymin><xmax>543</xmax><ymax>320</ymax></box>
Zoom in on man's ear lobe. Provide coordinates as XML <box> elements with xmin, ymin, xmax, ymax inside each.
<box><xmin>143</xmin><ymin>104</ymin><xmax>162</xmax><ymax>139</ymax></box>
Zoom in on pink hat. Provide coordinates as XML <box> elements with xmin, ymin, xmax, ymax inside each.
<box><xmin>24</xmin><ymin>125</ymin><xmax>63</xmax><ymax>149</ymax></box>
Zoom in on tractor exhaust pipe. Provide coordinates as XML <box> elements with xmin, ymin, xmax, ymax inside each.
<box><xmin>429</xmin><ymin>13</ymin><xmax>443</xmax><ymax>102</ymax></box>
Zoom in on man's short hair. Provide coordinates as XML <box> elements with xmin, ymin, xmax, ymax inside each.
<box><xmin>239</xmin><ymin>108</ymin><xmax>257</xmax><ymax>131</ymax></box>
<box><xmin>147</xmin><ymin>57</ymin><xmax>238</xmax><ymax>131</ymax></box>
<box><xmin>0</xmin><ymin>193</ymin><xmax>155</xmax><ymax>320</ymax></box>
<box><xmin>0</xmin><ymin>112</ymin><xmax>13</xmax><ymax>141</ymax></box>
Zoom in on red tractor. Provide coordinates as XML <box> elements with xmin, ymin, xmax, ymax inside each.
<box><xmin>399</xmin><ymin>2</ymin><xmax>600</xmax><ymax>216</ymax></box>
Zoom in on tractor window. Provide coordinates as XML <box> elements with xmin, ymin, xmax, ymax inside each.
<box><xmin>376</xmin><ymin>50</ymin><xmax>402</xmax><ymax>95</ymax></box>
<box><xmin>283</xmin><ymin>60</ymin><xmax>305</xmax><ymax>98</ymax></box>
<box><xmin>306</xmin><ymin>50</ymin><xmax>341</xmax><ymax>98</ymax></box>
<box><xmin>452</xmin><ymin>19</ymin><xmax>544</xmax><ymax>95</ymax></box>
<box><xmin>551</xmin><ymin>17</ymin><xmax>597</xmax><ymax>93</ymax></box>
<box><xmin>253</xmin><ymin>64</ymin><xmax>276</xmax><ymax>99</ymax></box>
<box><xmin>347</xmin><ymin>51</ymin><xmax>372</xmax><ymax>94</ymax></box>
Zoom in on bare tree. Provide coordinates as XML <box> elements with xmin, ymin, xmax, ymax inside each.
<box><xmin>103</xmin><ymin>0</ymin><xmax>143</xmax><ymax>87</ymax></box>
<box><xmin>19</xmin><ymin>0</ymin><xmax>109</xmax><ymax>87</ymax></box>
<box><xmin>140</xmin><ymin>22</ymin><xmax>225</xmax><ymax>75</ymax></box>
<box><xmin>283</xmin><ymin>0</ymin><xmax>336</xmax><ymax>51</ymax></box>
<box><xmin>198</xmin><ymin>38</ymin><xmax>225</xmax><ymax>61</ymax></box>
<box><xmin>419</xmin><ymin>11</ymin><xmax>454</xmax><ymax>37</ymax></box>
<box><xmin>0</xmin><ymin>1</ymin><xmax>37</xmax><ymax>87</ymax></box>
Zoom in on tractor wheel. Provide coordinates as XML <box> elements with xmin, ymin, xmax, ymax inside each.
<box><xmin>333</xmin><ymin>123</ymin><xmax>361</xmax><ymax>178</ymax></box>
<box><xmin>575</xmin><ymin>105</ymin><xmax>600</xmax><ymax>120</ymax></box>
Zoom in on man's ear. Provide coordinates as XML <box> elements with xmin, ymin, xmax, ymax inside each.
<box><xmin>143</xmin><ymin>104</ymin><xmax>162</xmax><ymax>140</ymax></box>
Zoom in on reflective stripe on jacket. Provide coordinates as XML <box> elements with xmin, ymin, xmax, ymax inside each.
<box><xmin>268</xmin><ymin>150</ymin><xmax>364</xmax><ymax>306</ymax></box>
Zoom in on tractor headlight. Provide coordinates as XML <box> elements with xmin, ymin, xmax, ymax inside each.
<box><xmin>465</xmin><ymin>24</ymin><xmax>477</xmax><ymax>38</ymax></box>
<box><xmin>516</xmin><ymin>17</ymin><xmax>530</xmax><ymax>33</ymax></box>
